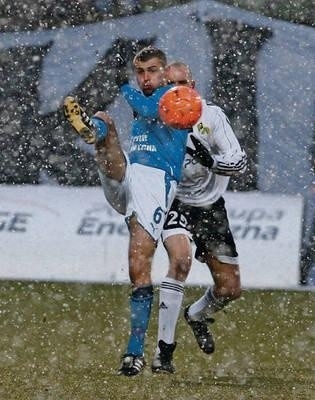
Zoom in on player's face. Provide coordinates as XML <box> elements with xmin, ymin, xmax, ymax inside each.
<box><xmin>134</xmin><ymin>57</ymin><xmax>166</xmax><ymax>96</ymax></box>
<box><xmin>166</xmin><ymin>66</ymin><xmax>195</xmax><ymax>88</ymax></box>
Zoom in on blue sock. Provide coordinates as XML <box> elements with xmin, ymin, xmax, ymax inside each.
<box><xmin>126</xmin><ymin>286</ymin><xmax>154</xmax><ymax>356</ymax></box>
<box><xmin>91</xmin><ymin>116</ymin><xmax>108</xmax><ymax>142</ymax></box>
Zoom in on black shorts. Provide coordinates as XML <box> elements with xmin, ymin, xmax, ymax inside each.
<box><xmin>163</xmin><ymin>197</ymin><xmax>238</xmax><ymax>263</ymax></box>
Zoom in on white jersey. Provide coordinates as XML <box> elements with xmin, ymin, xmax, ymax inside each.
<box><xmin>176</xmin><ymin>100</ymin><xmax>247</xmax><ymax>207</ymax></box>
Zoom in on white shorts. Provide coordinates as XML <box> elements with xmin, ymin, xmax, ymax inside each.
<box><xmin>99</xmin><ymin>157</ymin><xmax>177</xmax><ymax>241</ymax></box>
<box><xmin>125</xmin><ymin>163</ymin><xmax>177</xmax><ymax>241</ymax></box>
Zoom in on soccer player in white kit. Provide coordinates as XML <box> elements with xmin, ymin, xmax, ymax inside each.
<box><xmin>152</xmin><ymin>62</ymin><xmax>247</xmax><ymax>373</ymax></box>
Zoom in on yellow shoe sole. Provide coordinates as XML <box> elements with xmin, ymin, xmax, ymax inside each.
<box><xmin>63</xmin><ymin>96</ymin><xmax>96</xmax><ymax>144</ymax></box>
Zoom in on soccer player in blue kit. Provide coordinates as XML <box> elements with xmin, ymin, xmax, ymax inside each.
<box><xmin>64</xmin><ymin>46</ymin><xmax>189</xmax><ymax>376</ymax></box>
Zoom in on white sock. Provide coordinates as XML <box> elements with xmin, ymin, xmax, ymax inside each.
<box><xmin>157</xmin><ymin>277</ymin><xmax>184</xmax><ymax>346</ymax></box>
<box><xmin>188</xmin><ymin>287</ymin><xmax>226</xmax><ymax>320</ymax></box>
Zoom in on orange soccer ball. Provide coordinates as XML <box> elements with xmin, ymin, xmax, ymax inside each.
<box><xmin>159</xmin><ymin>86</ymin><xmax>202</xmax><ymax>129</ymax></box>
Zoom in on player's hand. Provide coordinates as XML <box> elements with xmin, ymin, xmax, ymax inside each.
<box><xmin>186</xmin><ymin>135</ymin><xmax>214</xmax><ymax>169</ymax></box>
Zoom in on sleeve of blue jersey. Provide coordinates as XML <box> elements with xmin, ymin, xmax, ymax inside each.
<box><xmin>120</xmin><ymin>84</ymin><xmax>172</xmax><ymax>119</ymax></box>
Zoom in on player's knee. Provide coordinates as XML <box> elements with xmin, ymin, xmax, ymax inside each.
<box><xmin>216</xmin><ymin>283</ymin><xmax>242</xmax><ymax>301</ymax></box>
<box><xmin>129</xmin><ymin>257</ymin><xmax>153</xmax><ymax>286</ymax></box>
<box><xmin>229</xmin><ymin>285</ymin><xmax>242</xmax><ymax>300</ymax></box>
<box><xmin>168</xmin><ymin>255</ymin><xmax>192</xmax><ymax>281</ymax></box>
<box><xmin>229</xmin><ymin>269</ymin><xmax>242</xmax><ymax>299</ymax></box>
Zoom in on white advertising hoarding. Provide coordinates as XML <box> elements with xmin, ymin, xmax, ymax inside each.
<box><xmin>0</xmin><ymin>185</ymin><xmax>303</xmax><ymax>289</ymax></box>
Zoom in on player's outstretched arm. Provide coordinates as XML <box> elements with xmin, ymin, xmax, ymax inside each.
<box><xmin>120</xmin><ymin>84</ymin><xmax>172</xmax><ymax>119</ymax></box>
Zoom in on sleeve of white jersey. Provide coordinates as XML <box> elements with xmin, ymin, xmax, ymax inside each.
<box><xmin>206</xmin><ymin>106</ymin><xmax>247</xmax><ymax>176</ymax></box>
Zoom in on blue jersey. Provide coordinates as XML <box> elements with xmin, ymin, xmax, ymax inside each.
<box><xmin>120</xmin><ymin>84</ymin><xmax>188</xmax><ymax>183</ymax></box>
